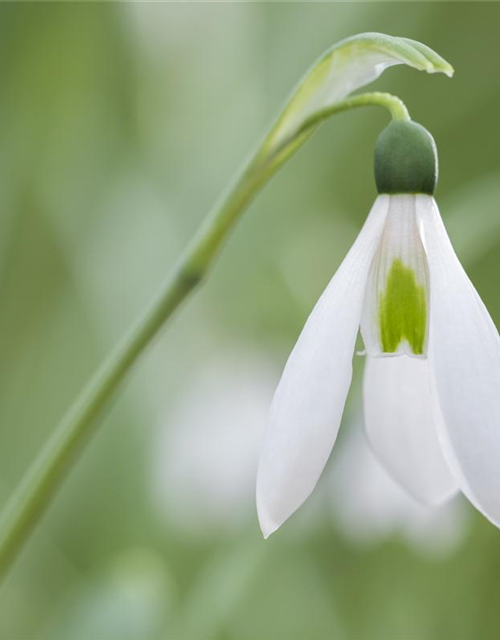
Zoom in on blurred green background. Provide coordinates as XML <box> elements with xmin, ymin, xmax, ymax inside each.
<box><xmin>1</xmin><ymin>3</ymin><xmax>500</xmax><ymax>639</ymax></box>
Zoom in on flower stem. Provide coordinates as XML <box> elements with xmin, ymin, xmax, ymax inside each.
<box><xmin>0</xmin><ymin>91</ymin><xmax>409</xmax><ymax>581</ymax></box>
<box><xmin>300</xmin><ymin>91</ymin><xmax>410</xmax><ymax>130</ymax></box>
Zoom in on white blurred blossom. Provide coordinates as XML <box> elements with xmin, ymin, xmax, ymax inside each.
<box><xmin>327</xmin><ymin>411</ymin><xmax>470</xmax><ymax>557</ymax></box>
<box><xmin>151</xmin><ymin>350</ymin><xmax>276</xmax><ymax>535</ymax></box>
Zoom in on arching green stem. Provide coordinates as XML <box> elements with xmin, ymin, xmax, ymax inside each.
<box><xmin>290</xmin><ymin>91</ymin><xmax>410</xmax><ymax>144</ymax></box>
<box><xmin>0</xmin><ymin>91</ymin><xmax>409</xmax><ymax>581</ymax></box>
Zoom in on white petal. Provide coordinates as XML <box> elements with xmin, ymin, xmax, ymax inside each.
<box><xmin>363</xmin><ymin>355</ymin><xmax>457</xmax><ymax>506</ymax></box>
<box><xmin>417</xmin><ymin>194</ymin><xmax>500</xmax><ymax>526</ymax></box>
<box><xmin>257</xmin><ymin>195</ymin><xmax>389</xmax><ymax>538</ymax></box>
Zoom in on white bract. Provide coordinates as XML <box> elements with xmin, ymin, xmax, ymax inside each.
<box><xmin>257</xmin><ymin>191</ymin><xmax>500</xmax><ymax>539</ymax></box>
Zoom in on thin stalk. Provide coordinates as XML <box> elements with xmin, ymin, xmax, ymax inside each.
<box><xmin>0</xmin><ymin>91</ymin><xmax>409</xmax><ymax>581</ymax></box>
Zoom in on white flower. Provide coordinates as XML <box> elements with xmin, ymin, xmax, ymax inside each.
<box><xmin>152</xmin><ymin>350</ymin><xmax>274</xmax><ymax>534</ymax></box>
<box><xmin>257</xmin><ymin>120</ymin><xmax>500</xmax><ymax>538</ymax></box>
<box><xmin>327</xmin><ymin>414</ymin><xmax>469</xmax><ymax>557</ymax></box>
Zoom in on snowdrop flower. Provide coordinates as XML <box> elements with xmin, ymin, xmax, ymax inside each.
<box><xmin>152</xmin><ymin>351</ymin><xmax>274</xmax><ymax>534</ymax></box>
<box><xmin>327</xmin><ymin>414</ymin><xmax>469</xmax><ymax>557</ymax></box>
<box><xmin>257</xmin><ymin>119</ymin><xmax>500</xmax><ymax>538</ymax></box>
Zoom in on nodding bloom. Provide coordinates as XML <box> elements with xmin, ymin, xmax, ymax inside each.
<box><xmin>257</xmin><ymin>119</ymin><xmax>500</xmax><ymax>538</ymax></box>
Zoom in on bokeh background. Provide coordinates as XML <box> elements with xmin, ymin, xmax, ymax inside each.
<box><xmin>1</xmin><ymin>3</ymin><xmax>500</xmax><ymax>639</ymax></box>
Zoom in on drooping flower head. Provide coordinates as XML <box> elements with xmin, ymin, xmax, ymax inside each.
<box><xmin>257</xmin><ymin>117</ymin><xmax>500</xmax><ymax>538</ymax></box>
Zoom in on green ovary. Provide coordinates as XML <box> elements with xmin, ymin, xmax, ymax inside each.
<box><xmin>378</xmin><ymin>258</ymin><xmax>427</xmax><ymax>355</ymax></box>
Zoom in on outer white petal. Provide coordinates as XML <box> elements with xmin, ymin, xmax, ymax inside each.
<box><xmin>363</xmin><ymin>355</ymin><xmax>457</xmax><ymax>506</ymax></box>
<box><xmin>417</xmin><ymin>194</ymin><xmax>500</xmax><ymax>526</ymax></box>
<box><xmin>257</xmin><ymin>195</ymin><xmax>389</xmax><ymax>538</ymax></box>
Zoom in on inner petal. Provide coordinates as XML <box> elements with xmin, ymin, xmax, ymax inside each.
<box><xmin>361</xmin><ymin>195</ymin><xmax>430</xmax><ymax>357</ymax></box>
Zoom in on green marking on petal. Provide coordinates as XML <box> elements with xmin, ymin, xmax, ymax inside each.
<box><xmin>379</xmin><ymin>258</ymin><xmax>427</xmax><ymax>355</ymax></box>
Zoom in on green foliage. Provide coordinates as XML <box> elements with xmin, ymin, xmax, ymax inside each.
<box><xmin>1</xmin><ymin>3</ymin><xmax>500</xmax><ymax>640</ymax></box>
